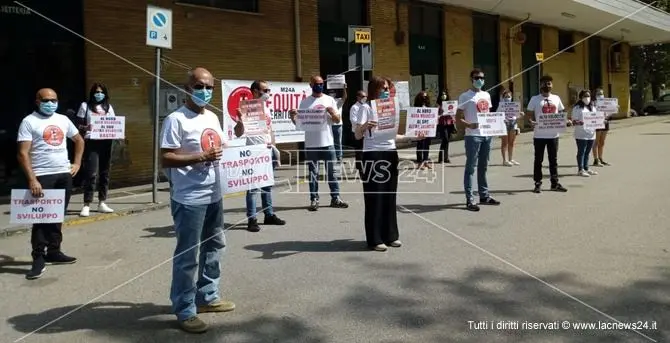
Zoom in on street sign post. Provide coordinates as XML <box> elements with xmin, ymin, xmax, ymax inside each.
<box><xmin>146</xmin><ymin>5</ymin><xmax>173</xmax><ymax>203</ymax></box>
<box><xmin>348</xmin><ymin>26</ymin><xmax>373</xmax><ymax>93</ymax></box>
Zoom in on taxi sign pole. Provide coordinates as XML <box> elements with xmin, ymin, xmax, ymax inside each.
<box><xmin>353</xmin><ymin>28</ymin><xmax>371</xmax><ymax>93</ymax></box>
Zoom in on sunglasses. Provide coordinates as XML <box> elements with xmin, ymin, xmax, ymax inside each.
<box><xmin>193</xmin><ymin>84</ymin><xmax>214</xmax><ymax>90</ymax></box>
<box><xmin>40</xmin><ymin>99</ymin><xmax>57</xmax><ymax>103</ymax></box>
<box><xmin>472</xmin><ymin>76</ymin><xmax>485</xmax><ymax>80</ymax></box>
<box><xmin>259</xmin><ymin>88</ymin><xmax>271</xmax><ymax>93</ymax></box>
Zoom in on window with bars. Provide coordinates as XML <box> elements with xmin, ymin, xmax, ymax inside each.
<box><xmin>177</xmin><ymin>0</ymin><xmax>259</xmax><ymax>13</ymax></box>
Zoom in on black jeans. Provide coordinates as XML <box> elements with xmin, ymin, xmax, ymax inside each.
<box><xmin>437</xmin><ymin>124</ymin><xmax>451</xmax><ymax>162</ymax></box>
<box><xmin>415</xmin><ymin>138</ymin><xmax>432</xmax><ymax>163</ymax></box>
<box><xmin>533</xmin><ymin>138</ymin><xmax>559</xmax><ymax>185</ymax></box>
<box><xmin>361</xmin><ymin>150</ymin><xmax>399</xmax><ymax>247</ymax></box>
<box><xmin>83</xmin><ymin>139</ymin><xmax>113</xmax><ymax>203</ymax></box>
<box><xmin>31</xmin><ymin>172</ymin><xmax>72</xmax><ymax>258</ymax></box>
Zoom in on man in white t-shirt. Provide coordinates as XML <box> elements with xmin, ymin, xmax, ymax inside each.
<box><xmin>526</xmin><ymin>74</ymin><xmax>569</xmax><ymax>193</ymax></box>
<box><xmin>243</xmin><ymin>80</ymin><xmax>286</xmax><ymax>232</ymax></box>
<box><xmin>160</xmin><ymin>67</ymin><xmax>244</xmax><ymax>334</ymax></box>
<box><xmin>17</xmin><ymin>88</ymin><xmax>85</xmax><ymax>280</ymax></box>
<box><xmin>290</xmin><ymin>75</ymin><xmax>349</xmax><ymax>211</ymax></box>
<box><xmin>327</xmin><ymin>83</ymin><xmax>347</xmax><ymax>162</ymax></box>
<box><xmin>457</xmin><ymin>69</ymin><xmax>501</xmax><ymax>212</ymax></box>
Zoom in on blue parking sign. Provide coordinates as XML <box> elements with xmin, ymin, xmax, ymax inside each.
<box><xmin>149</xmin><ymin>30</ymin><xmax>158</xmax><ymax>39</ymax></box>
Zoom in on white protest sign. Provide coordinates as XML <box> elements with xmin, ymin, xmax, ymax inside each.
<box><xmin>596</xmin><ymin>98</ymin><xmax>618</xmax><ymax>112</ymax></box>
<box><xmin>296</xmin><ymin>109</ymin><xmax>328</xmax><ymax>132</ymax></box>
<box><xmin>441</xmin><ymin>101</ymin><xmax>458</xmax><ymax>117</ymax></box>
<box><xmin>10</xmin><ymin>189</ymin><xmax>65</xmax><ymax>224</ymax></box>
<box><xmin>583</xmin><ymin>111</ymin><xmax>606</xmax><ymax>130</ymax></box>
<box><xmin>536</xmin><ymin>112</ymin><xmax>567</xmax><ymax>136</ymax></box>
<box><xmin>477</xmin><ymin>112</ymin><xmax>507</xmax><ymax>137</ymax></box>
<box><xmin>394</xmin><ymin>81</ymin><xmax>411</xmax><ymax>111</ymax></box>
<box><xmin>406</xmin><ymin>107</ymin><xmax>438</xmax><ymax>137</ymax></box>
<box><xmin>326</xmin><ymin>75</ymin><xmax>346</xmax><ymax>89</ymax></box>
<box><xmin>497</xmin><ymin>102</ymin><xmax>521</xmax><ymax>120</ymax></box>
<box><xmin>219</xmin><ymin>145</ymin><xmax>274</xmax><ymax>194</ymax></box>
<box><xmin>90</xmin><ymin>116</ymin><xmax>125</xmax><ymax>140</ymax></box>
<box><xmin>221</xmin><ymin>80</ymin><xmax>310</xmax><ymax>144</ymax></box>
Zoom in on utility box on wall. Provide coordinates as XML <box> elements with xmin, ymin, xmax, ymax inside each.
<box><xmin>150</xmin><ymin>83</ymin><xmax>189</xmax><ymax>126</ymax></box>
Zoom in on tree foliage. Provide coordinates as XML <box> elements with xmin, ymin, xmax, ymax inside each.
<box><xmin>630</xmin><ymin>0</ymin><xmax>670</xmax><ymax>98</ymax></box>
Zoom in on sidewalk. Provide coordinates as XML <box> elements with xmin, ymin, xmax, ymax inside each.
<box><xmin>1</xmin><ymin>115</ymin><xmax>665</xmax><ymax>236</ymax></box>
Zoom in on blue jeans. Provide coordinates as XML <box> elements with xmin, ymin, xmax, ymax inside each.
<box><xmin>246</xmin><ymin>186</ymin><xmax>273</xmax><ymax>219</ymax></box>
<box><xmin>576</xmin><ymin>139</ymin><xmax>594</xmax><ymax>171</ymax></box>
<box><xmin>332</xmin><ymin>125</ymin><xmax>343</xmax><ymax>160</ymax></box>
<box><xmin>170</xmin><ymin>199</ymin><xmax>226</xmax><ymax>321</ymax></box>
<box><xmin>463</xmin><ymin>135</ymin><xmax>492</xmax><ymax>202</ymax></box>
<box><xmin>305</xmin><ymin>145</ymin><xmax>340</xmax><ymax>201</ymax></box>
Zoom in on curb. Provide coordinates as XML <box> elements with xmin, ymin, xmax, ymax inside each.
<box><xmin>0</xmin><ymin>179</ymin><xmax>303</xmax><ymax>238</ymax></box>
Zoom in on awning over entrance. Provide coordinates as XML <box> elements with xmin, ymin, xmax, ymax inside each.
<box><xmin>430</xmin><ymin>0</ymin><xmax>670</xmax><ymax>45</ymax></box>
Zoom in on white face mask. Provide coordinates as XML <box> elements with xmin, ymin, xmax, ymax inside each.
<box><xmin>596</xmin><ymin>94</ymin><xmax>604</xmax><ymax>100</ymax></box>
<box><xmin>260</xmin><ymin>93</ymin><xmax>270</xmax><ymax>102</ymax></box>
<box><xmin>582</xmin><ymin>97</ymin><xmax>591</xmax><ymax>105</ymax></box>
<box><xmin>503</xmin><ymin>97</ymin><xmax>512</xmax><ymax>102</ymax></box>
<box><xmin>359</xmin><ymin>97</ymin><xmax>367</xmax><ymax>104</ymax></box>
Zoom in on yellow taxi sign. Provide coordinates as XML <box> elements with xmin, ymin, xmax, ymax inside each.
<box><xmin>354</xmin><ymin>28</ymin><xmax>372</xmax><ymax>44</ymax></box>
<box><xmin>535</xmin><ymin>52</ymin><xmax>544</xmax><ymax>61</ymax></box>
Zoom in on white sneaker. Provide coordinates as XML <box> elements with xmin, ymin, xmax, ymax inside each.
<box><xmin>578</xmin><ymin>170</ymin><xmax>590</xmax><ymax>177</ymax></box>
<box><xmin>79</xmin><ymin>206</ymin><xmax>90</xmax><ymax>217</ymax></box>
<box><xmin>587</xmin><ymin>170</ymin><xmax>598</xmax><ymax>175</ymax></box>
<box><xmin>98</xmin><ymin>202</ymin><xmax>114</xmax><ymax>213</ymax></box>
<box><xmin>510</xmin><ymin>160</ymin><xmax>520</xmax><ymax>165</ymax></box>
<box><xmin>503</xmin><ymin>160</ymin><xmax>514</xmax><ymax>167</ymax></box>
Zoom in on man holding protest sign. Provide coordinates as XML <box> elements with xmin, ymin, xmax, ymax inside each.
<box><xmin>17</xmin><ymin>88</ymin><xmax>85</xmax><ymax>280</ymax></box>
<box><xmin>457</xmin><ymin>69</ymin><xmax>501</xmax><ymax>212</ymax></box>
<box><xmin>290</xmin><ymin>75</ymin><xmax>349</xmax><ymax>212</ymax></box>
<box><xmin>242</xmin><ymin>80</ymin><xmax>286</xmax><ymax>232</ymax></box>
<box><xmin>526</xmin><ymin>75</ymin><xmax>569</xmax><ymax>194</ymax></box>
<box><xmin>161</xmin><ymin>67</ymin><xmax>244</xmax><ymax>333</ymax></box>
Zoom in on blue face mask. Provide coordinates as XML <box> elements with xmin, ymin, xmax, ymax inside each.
<box><xmin>380</xmin><ymin>91</ymin><xmax>390</xmax><ymax>99</ymax></box>
<box><xmin>312</xmin><ymin>83</ymin><xmax>324</xmax><ymax>94</ymax></box>
<box><xmin>473</xmin><ymin>79</ymin><xmax>485</xmax><ymax>89</ymax></box>
<box><xmin>94</xmin><ymin>92</ymin><xmax>105</xmax><ymax>102</ymax></box>
<box><xmin>39</xmin><ymin>101</ymin><xmax>58</xmax><ymax>116</ymax></box>
<box><xmin>191</xmin><ymin>89</ymin><xmax>213</xmax><ymax>107</ymax></box>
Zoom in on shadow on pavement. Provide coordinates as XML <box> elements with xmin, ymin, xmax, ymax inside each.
<box><xmin>0</xmin><ymin>254</ymin><xmax>31</xmax><ymax>275</ymax></box>
<box><xmin>398</xmin><ymin>204</ymin><xmax>471</xmax><ymax>213</ymax></box>
<box><xmin>142</xmin><ymin>223</ymin><xmax>239</xmax><ymax>238</ymax></box>
<box><xmin>449</xmin><ymin>189</ymin><xmax>536</xmax><ymax>196</ymax></box>
<box><xmin>244</xmin><ymin>239</ymin><xmax>369</xmax><ymax>259</ymax></box>
<box><xmin>328</xmin><ymin>259</ymin><xmax>669</xmax><ymax>343</ymax></box>
<box><xmin>7</xmin><ymin>302</ymin><xmax>326</xmax><ymax>343</ymax></box>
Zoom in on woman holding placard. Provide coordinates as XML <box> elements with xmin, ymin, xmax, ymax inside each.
<box><xmin>496</xmin><ymin>89</ymin><xmax>521</xmax><ymax>166</ymax></box>
<box><xmin>414</xmin><ymin>91</ymin><xmax>432</xmax><ymax>170</ymax></box>
<box><xmin>436</xmin><ymin>91</ymin><xmax>456</xmax><ymax>164</ymax></box>
<box><xmin>76</xmin><ymin>83</ymin><xmax>116</xmax><ymax>217</ymax></box>
<box><xmin>592</xmin><ymin>88</ymin><xmax>613</xmax><ymax>166</ymax></box>
<box><xmin>571</xmin><ymin>90</ymin><xmax>598</xmax><ymax>177</ymax></box>
<box><xmin>353</xmin><ymin>76</ymin><xmax>422</xmax><ymax>252</ymax></box>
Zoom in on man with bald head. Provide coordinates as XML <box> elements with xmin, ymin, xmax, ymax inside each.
<box><xmin>290</xmin><ymin>75</ymin><xmax>349</xmax><ymax>211</ymax></box>
<box><xmin>161</xmin><ymin>67</ymin><xmax>243</xmax><ymax>333</ymax></box>
<box><xmin>17</xmin><ymin>88</ymin><xmax>84</xmax><ymax>280</ymax></box>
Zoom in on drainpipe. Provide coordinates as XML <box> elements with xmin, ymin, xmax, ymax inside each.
<box><xmin>294</xmin><ymin>0</ymin><xmax>303</xmax><ymax>82</ymax></box>
<box><xmin>607</xmin><ymin>40</ymin><xmax>622</xmax><ymax>98</ymax></box>
<box><xmin>508</xmin><ymin>14</ymin><xmax>530</xmax><ymax>97</ymax></box>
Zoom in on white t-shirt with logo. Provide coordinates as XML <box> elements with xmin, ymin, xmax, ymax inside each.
<box><xmin>332</xmin><ymin>98</ymin><xmax>345</xmax><ymax>127</ymax></box>
<box><xmin>76</xmin><ymin>102</ymin><xmax>116</xmax><ymax>139</ymax></box>
<box><xmin>298</xmin><ymin>94</ymin><xmax>338</xmax><ymax>148</ymax></box>
<box><xmin>17</xmin><ymin>112</ymin><xmax>79</xmax><ymax>176</ymax></box>
<box><xmin>349</xmin><ymin>102</ymin><xmax>363</xmax><ymax>133</ymax></box>
<box><xmin>571</xmin><ymin>105</ymin><xmax>596</xmax><ymax>140</ymax></box>
<box><xmin>527</xmin><ymin>94</ymin><xmax>565</xmax><ymax>139</ymax></box>
<box><xmin>160</xmin><ymin>106</ymin><xmax>227</xmax><ymax>206</ymax></box>
<box><xmin>355</xmin><ymin>104</ymin><xmax>396</xmax><ymax>151</ymax></box>
<box><xmin>457</xmin><ymin>89</ymin><xmax>492</xmax><ymax>136</ymax></box>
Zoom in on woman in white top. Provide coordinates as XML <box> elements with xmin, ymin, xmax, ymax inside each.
<box><xmin>76</xmin><ymin>83</ymin><xmax>116</xmax><ymax>217</ymax></box>
<box><xmin>353</xmin><ymin>76</ymin><xmax>422</xmax><ymax>252</ymax></box>
<box><xmin>592</xmin><ymin>87</ymin><xmax>614</xmax><ymax>166</ymax></box>
<box><xmin>496</xmin><ymin>89</ymin><xmax>522</xmax><ymax>166</ymax></box>
<box><xmin>571</xmin><ymin>89</ymin><xmax>598</xmax><ymax>177</ymax></box>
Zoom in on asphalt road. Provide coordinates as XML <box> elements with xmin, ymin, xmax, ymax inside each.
<box><xmin>0</xmin><ymin>120</ymin><xmax>668</xmax><ymax>343</ymax></box>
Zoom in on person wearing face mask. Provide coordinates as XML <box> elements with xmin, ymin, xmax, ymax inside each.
<box><xmin>496</xmin><ymin>89</ymin><xmax>521</xmax><ymax>166</ymax></box>
<box><xmin>592</xmin><ymin>87</ymin><xmax>612</xmax><ymax>167</ymax></box>
<box><xmin>290</xmin><ymin>75</ymin><xmax>349</xmax><ymax>212</ymax></box>
<box><xmin>414</xmin><ymin>91</ymin><xmax>433</xmax><ymax>169</ymax></box>
<box><xmin>160</xmin><ymin>67</ymin><xmax>244</xmax><ymax>333</ymax></box>
<box><xmin>571</xmin><ymin>90</ymin><xmax>598</xmax><ymax>177</ymax></box>
<box><xmin>17</xmin><ymin>88</ymin><xmax>85</xmax><ymax>280</ymax></box>
<box><xmin>243</xmin><ymin>80</ymin><xmax>286</xmax><ymax>232</ymax></box>
<box><xmin>76</xmin><ymin>83</ymin><xmax>116</xmax><ymax>217</ymax></box>
<box><xmin>436</xmin><ymin>90</ymin><xmax>456</xmax><ymax>164</ymax></box>
<box><xmin>457</xmin><ymin>69</ymin><xmax>501</xmax><ymax>212</ymax></box>
<box><xmin>350</xmin><ymin>90</ymin><xmax>367</xmax><ymax>174</ymax></box>
<box><xmin>526</xmin><ymin>75</ymin><xmax>569</xmax><ymax>193</ymax></box>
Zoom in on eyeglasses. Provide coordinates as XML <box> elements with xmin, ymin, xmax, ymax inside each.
<box><xmin>193</xmin><ymin>84</ymin><xmax>214</xmax><ymax>90</ymax></box>
<box><xmin>40</xmin><ymin>99</ymin><xmax>57</xmax><ymax>103</ymax></box>
<box><xmin>472</xmin><ymin>76</ymin><xmax>485</xmax><ymax>80</ymax></box>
